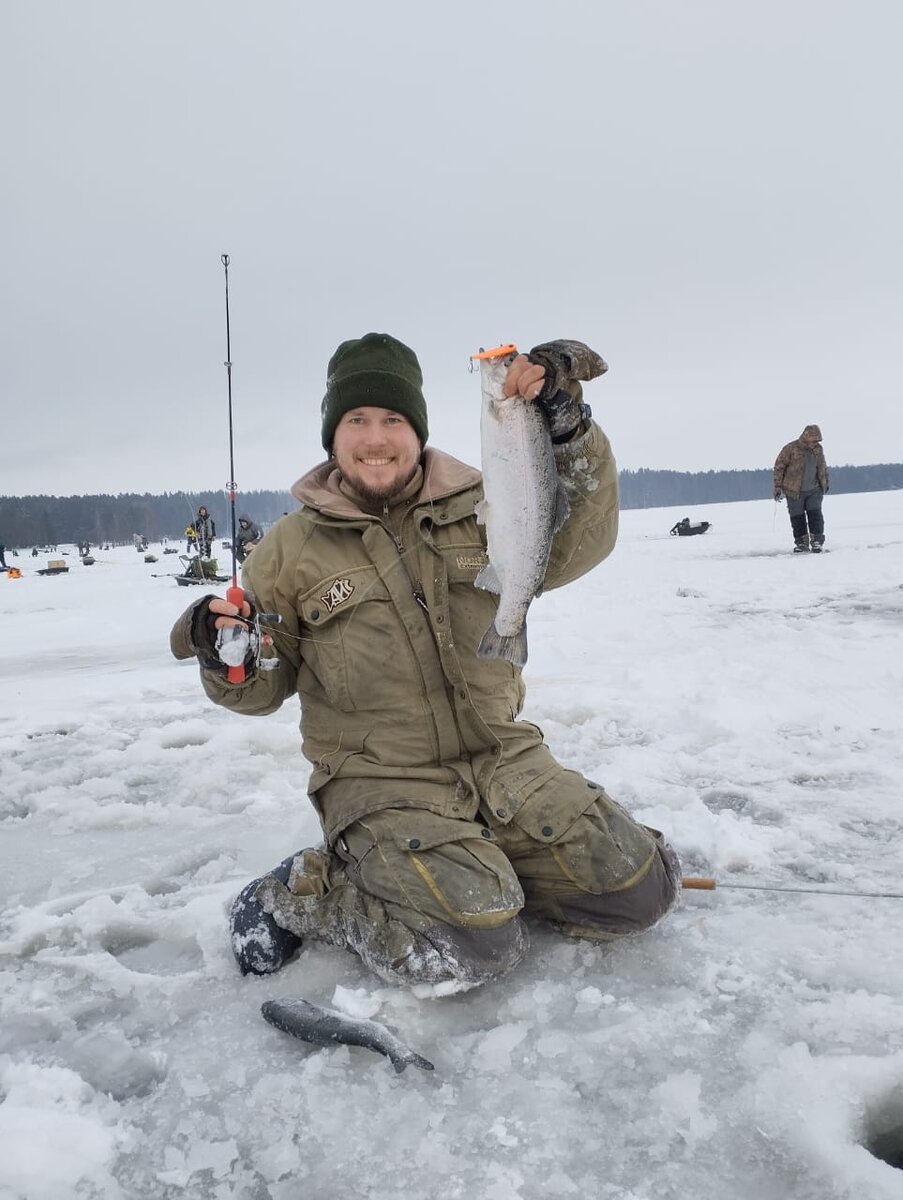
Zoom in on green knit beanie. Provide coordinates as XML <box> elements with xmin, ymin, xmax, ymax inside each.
<box><xmin>321</xmin><ymin>333</ymin><xmax>429</xmax><ymax>451</ymax></box>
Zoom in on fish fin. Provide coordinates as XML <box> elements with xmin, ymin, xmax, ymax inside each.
<box><xmin>391</xmin><ymin>1051</ymin><xmax>435</xmax><ymax>1074</ymax></box>
<box><xmin>477</xmin><ymin>621</ymin><xmax>528</xmax><ymax>667</ymax></box>
<box><xmin>474</xmin><ymin>561</ymin><xmax>501</xmax><ymax>594</ymax></box>
<box><xmin>552</xmin><ymin>482</ymin><xmax>571</xmax><ymax>535</ymax></box>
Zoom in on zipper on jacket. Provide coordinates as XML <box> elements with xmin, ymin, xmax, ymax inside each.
<box><xmin>382</xmin><ymin>502</ymin><xmax>429</xmax><ymax>613</ymax></box>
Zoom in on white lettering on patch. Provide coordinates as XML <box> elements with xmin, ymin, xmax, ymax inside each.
<box><xmin>456</xmin><ymin>553</ymin><xmax>488</xmax><ymax>571</ymax></box>
<box><xmin>321</xmin><ymin>578</ymin><xmax>355</xmax><ymax>612</ymax></box>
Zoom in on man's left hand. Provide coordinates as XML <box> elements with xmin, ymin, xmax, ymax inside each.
<box><xmin>503</xmin><ymin>354</ymin><xmax>546</xmax><ymax>401</ymax></box>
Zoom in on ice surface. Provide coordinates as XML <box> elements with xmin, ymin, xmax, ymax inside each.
<box><xmin>2</xmin><ymin>492</ymin><xmax>903</xmax><ymax>1199</ymax></box>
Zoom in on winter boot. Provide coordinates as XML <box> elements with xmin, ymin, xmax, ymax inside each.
<box><xmin>810</xmin><ymin>535</ymin><xmax>825</xmax><ymax>553</ymax></box>
<box><xmin>793</xmin><ymin>536</ymin><xmax>810</xmax><ymax>553</ymax></box>
<box><xmin>229</xmin><ymin>854</ymin><xmax>304</xmax><ymax>976</ymax></box>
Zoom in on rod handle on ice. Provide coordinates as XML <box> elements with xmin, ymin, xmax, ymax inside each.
<box><xmin>681</xmin><ymin>876</ymin><xmax>717</xmax><ymax>890</ymax></box>
<box><xmin>225</xmin><ymin>584</ymin><xmax>246</xmax><ymax>684</ymax></box>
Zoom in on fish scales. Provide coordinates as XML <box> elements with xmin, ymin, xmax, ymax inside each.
<box><xmin>474</xmin><ymin>350</ymin><xmax>569</xmax><ymax>666</ymax></box>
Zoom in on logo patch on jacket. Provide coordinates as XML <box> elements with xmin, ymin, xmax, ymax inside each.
<box><xmin>456</xmin><ymin>552</ymin><xmax>488</xmax><ymax>571</ymax></box>
<box><xmin>321</xmin><ymin>578</ymin><xmax>355</xmax><ymax>612</ymax></box>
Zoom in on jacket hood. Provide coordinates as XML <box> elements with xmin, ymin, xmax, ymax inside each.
<box><xmin>290</xmin><ymin>447</ymin><xmax>481</xmax><ymax>518</ymax></box>
<box><xmin>800</xmin><ymin>424</ymin><xmax>822</xmax><ymax>443</ymax></box>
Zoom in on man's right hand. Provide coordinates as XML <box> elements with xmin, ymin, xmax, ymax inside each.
<box><xmin>209</xmin><ymin>595</ymin><xmax>252</xmax><ymax>630</ymax></box>
<box><xmin>774</xmin><ymin>489</ymin><xmax>783</xmax><ymax>502</ymax></box>
<box><xmin>190</xmin><ymin>594</ymin><xmax>253</xmax><ymax>661</ymax></box>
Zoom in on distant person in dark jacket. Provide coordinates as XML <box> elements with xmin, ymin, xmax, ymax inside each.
<box><xmin>0</xmin><ymin>543</ymin><xmax>7</xmax><ymax>569</ymax></box>
<box><xmin>194</xmin><ymin>507</ymin><xmax>216</xmax><ymax>558</ymax></box>
<box><xmin>773</xmin><ymin>425</ymin><xmax>829</xmax><ymax>553</ymax></box>
<box><xmin>235</xmin><ymin>514</ymin><xmax>263</xmax><ymax>563</ymax></box>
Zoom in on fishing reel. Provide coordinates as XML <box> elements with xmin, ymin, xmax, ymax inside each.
<box><xmin>215</xmin><ymin>611</ymin><xmax>282</xmax><ymax>675</ymax></box>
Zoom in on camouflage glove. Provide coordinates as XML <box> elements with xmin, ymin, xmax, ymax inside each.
<box><xmin>528</xmin><ymin>340</ymin><xmax>608</xmax><ymax>443</ymax></box>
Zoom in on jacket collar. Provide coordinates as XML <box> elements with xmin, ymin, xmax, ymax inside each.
<box><xmin>290</xmin><ymin>447</ymin><xmax>481</xmax><ymax>519</ymax></box>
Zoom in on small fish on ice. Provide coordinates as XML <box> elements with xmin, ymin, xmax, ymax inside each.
<box><xmin>261</xmin><ymin>998</ymin><xmax>435</xmax><ymax>1074</ymax></box>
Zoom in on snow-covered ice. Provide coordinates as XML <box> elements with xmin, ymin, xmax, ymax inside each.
<box><xmin>2</xmin><ymin>491</ymin><xmax>902</xmax><ymax>1199</ymax></box>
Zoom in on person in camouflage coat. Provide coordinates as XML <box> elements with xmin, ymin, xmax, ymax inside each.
<box><xmin>170</xmin><ymin>333</ymin><xmax>680</xmax><ymax>991</ymax></box>
<box><xmin>193</xmin><ymin>506</ymin><xmax>217</xmax><ymax>558</ymax></box>
<box><xmin>773</xmin><ymin>424</ymin><xmax>830</xmax><ymax>552</ymax></box>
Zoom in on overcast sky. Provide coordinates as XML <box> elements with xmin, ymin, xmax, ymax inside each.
<box><xmin>3</xmin><ymin>0</ymin><xmax>901</xmax><ymax>497</ymax></box>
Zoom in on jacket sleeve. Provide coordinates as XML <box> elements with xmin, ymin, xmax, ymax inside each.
<box><xmin>773</xmin><ymin>443</ymin><xmax>791</xmax><ymax>490</ymax></box>
<box><xmin>169</xmin><ymin>531</ymin><xmax>302</xmax><ymax>716</ymax></box>
<box><xmin>543</xmin><ymin>420</ymin><xmax>619</xmax><ymax>590</ymax></box>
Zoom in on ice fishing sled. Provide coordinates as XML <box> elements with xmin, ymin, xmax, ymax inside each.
<box><xmin>670</xmin><ymin>518</ymin><xmax>711</xmax><ymax>537</ymax></box>
<box><xmin>37</xmin><ymin>559</ymin><xmax>69</xmax><ymax>575</ymax></box>
<box><xmin>174</xmin><ymin>555</ymin><xmax>229</xmax><ymax>586</ymax></box>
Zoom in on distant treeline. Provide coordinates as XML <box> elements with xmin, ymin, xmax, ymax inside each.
<box><xmin>618</xmin><ymin>463</ymin><xmax>903</xmax><ymax>509</ymax></box>
<box><xmin>2</xmin><ymin>464</ymin><xmax>902</xmax><ymax>546</ymax></box>
<box><xmin>0</xmin><ymin>491</ymin><xmax>297</xmax><ymax>548</ymax></box>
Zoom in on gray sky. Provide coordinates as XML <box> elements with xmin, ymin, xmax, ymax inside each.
<box><xmin>3</xmin><ymin>0</ymin><xmax>901</xmax><ymax>497</ymax></box>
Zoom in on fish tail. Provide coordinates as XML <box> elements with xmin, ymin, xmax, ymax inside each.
<box><xmin>477</xmin><ymin>622</ymin><xmax>528</xmax><ymax>667</ymax></box>
<box><xmin>390</xmin><ymin>1050</ymin><xmax>435</xmax><ymax>1074</ymax></box>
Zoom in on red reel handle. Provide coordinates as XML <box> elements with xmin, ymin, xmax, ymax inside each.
<box><xmin>226</xmin><ymin>584</ymin><xmax>246</xmax><ymax>684</ymax></box>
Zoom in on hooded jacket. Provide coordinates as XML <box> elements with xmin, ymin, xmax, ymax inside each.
<box><xmin>170</xmin><ymin>423</ymin><xmax>655</xmax><ymax>880</ymax></box>
<box><xmin>773</xmin><ymin>425</ymin><xmax>829</xmax><ymax>499</ymax></box>
<box><xmin>235</xmin><ymin>515</ymin><xmax>263</xmax><ymax>549</ymax></box>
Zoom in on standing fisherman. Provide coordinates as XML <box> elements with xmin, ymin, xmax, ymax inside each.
<box><xmin>193</xmin><ymin>506</ymin><xmax>216</xmax><ymax>558</ymax></box>
<box><xmin>773</xmin><ymin>425</ymin><xmax>829</xmax><ymax>552</ymax></box>
<box><xmin>171</xmin><ymin>332</ymin><xmax>680</xmax><ymax>990</ymax></box>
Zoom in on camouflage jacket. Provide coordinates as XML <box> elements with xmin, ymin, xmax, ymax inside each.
<box><xmin>773</xmin><ymin>426</ymin><xmax>829</xmax><ymax>498</ymax></box>
<box><xmin>171</xmin><ymin>426</ymin><xmax>618</xmax><ymax>843</ymax></box>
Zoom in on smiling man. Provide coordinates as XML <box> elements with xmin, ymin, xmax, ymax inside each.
<box><xmin>170</xmin><ymin>332</ymin><xmax>680</xmax><ymax>990</ymax></box>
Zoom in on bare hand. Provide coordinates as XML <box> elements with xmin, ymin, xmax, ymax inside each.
<box><xmin>209</xmin><ymin>595</ymin><xmax>251</xmax><ymax>631</ymax></box>
<box><xmin>503</xmin><ymin>354</ymin><xmax>546</xmax><ymax>401</ymax></box>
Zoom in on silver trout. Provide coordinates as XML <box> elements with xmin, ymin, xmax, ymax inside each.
<box><xmin>261</xmin><ymin>998</ymin><xmax>435</xmax><ymax>1074</ymax></box>
<box><xmin>472</xmin><ymin>344</ymin><xmax>570</xmax><ymax>666</ymax></box>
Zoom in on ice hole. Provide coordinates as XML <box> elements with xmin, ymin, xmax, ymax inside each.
<box><xmin>862</xmin><ymin>1086</ymin><xmax>903</xmax><ymax>1170</ymax></box>
<box><xmin>108</xmin><ymin>933</ymin><xmax>204</xmax><ymax>975</ymax></box>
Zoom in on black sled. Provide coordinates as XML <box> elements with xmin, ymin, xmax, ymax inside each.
<box><xmin>670</xmin><ymin>518</ymin><xmax>711</xmax><ymax>537</ymax></box>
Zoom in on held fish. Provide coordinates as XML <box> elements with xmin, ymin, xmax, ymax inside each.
<box><xmin>472</xmin><ymin>344</ymin><xmax>570</xmax><ymax>666</ymax></box>
<box><xmin>261</xmin><ymin>998</ymin><xmax>435</xmax><ymax>1074</ymax></box>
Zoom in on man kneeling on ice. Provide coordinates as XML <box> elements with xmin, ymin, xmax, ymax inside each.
<box><xmin>170</xmin><ymin>333</ymin><xmax>680</xmax><ymax>990</ymax></box>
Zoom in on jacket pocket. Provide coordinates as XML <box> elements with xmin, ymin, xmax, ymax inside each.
<box><xmin>307</xmin><ymin>731</ymin><xmax>367</xmax><ymax>795</ymax></box>
<box><xmin>299</xmin><ymin>567</ymin><xmax>392</xmax><ymax>711</ymax></box>
<box><xmin>516</xmin><ymin>774</ymin><xmax>658</xmax><ymax>893</ymax></box>
<box><xmin>344</xmin><ymin>809</ymin><xmax>524</xmax><ymax>925</ymax></box>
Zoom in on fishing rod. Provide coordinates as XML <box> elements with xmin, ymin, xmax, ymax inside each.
<box><xmin>682</xmin><ymin>877</ymin><xmax>903</xmax><ymax>900</ymax></box>
<box><xmin>221</xmin><ymin>253</ymin><xmax>247</xmax><ymax>684</ymax></box>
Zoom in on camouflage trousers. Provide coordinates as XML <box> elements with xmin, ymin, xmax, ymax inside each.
<box><xmin>255</xmin><ymin>787</ymin><xmax>681</xmax><ymax>991</ymax></box>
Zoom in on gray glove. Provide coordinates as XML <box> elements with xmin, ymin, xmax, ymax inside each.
<box><xmin>527</xmin><ymin>340</ymin><xmax>608</xmax><ymax>442</ymax></box>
